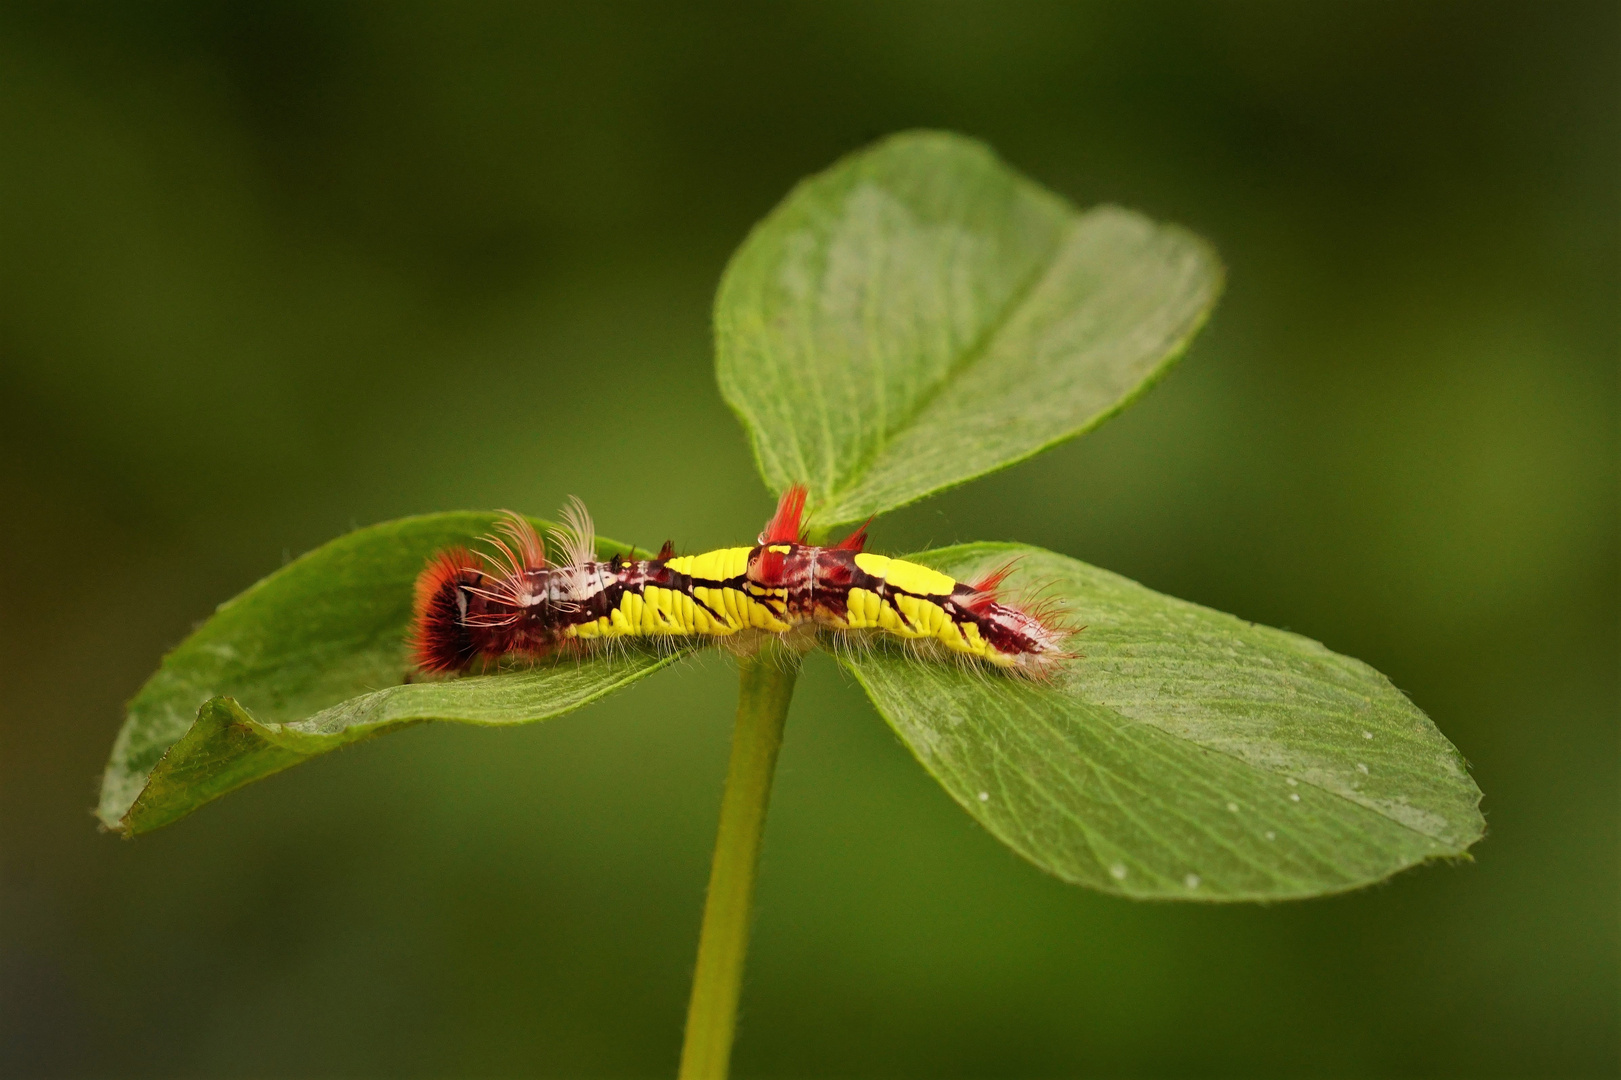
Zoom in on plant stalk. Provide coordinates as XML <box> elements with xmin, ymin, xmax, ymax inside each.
<box><xmin>678</xmin><ymin>645</ymin><xmax>801</xmax><ymax>1080</ymax></box>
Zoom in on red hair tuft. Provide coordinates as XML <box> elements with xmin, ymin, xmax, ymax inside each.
<box><xmin>410</xmin><ymin>547</ymin><xmax>486</xmax><ymax>673</ymax></box>
<box><xmin>834</xmin><ymin>518</ymin><xmax>871</xmax><ymax>552</ymax></box>
<box><xmin>964</xmin><ymin>559</ymin><xmax>1020</xmax><ymax>613</ymax></box>
<box><xmin>760</xmin><ymin>485</ymin><xmax>808</xmax><ymax>544</ymax></box>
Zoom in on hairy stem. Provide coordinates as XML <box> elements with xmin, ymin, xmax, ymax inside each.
<box><xmin>678</xmin><ymin>645</ymin><xmax>801</xmax><ymax>1080</ymax></box>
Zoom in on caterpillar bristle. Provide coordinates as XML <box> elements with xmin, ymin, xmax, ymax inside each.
<box><xmin>494</xmin><ymin>511</ymin><xmax>547</xmax><ymax>572</ymax></box>
<box><xmin>551</xmin><ymin>495</ymin><xmax>598</xmax><ymax>568</ymax></box>
<box><xmin>1020</xmin><ymin>594</ymin><xmax>1072</xmax><ymax>632</ymax></box>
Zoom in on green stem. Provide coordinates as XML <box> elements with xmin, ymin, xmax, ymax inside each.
<box><xmin>678</xmin><ymin>645</ymin><xmax>801</xmax><ymax>1080</ymax></box>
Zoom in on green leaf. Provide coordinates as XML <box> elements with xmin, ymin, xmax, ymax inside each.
<box><xmin>99</xmin><ymin>513</ymin><xmax>685</xmax><ymax>836</ymax></box>
<box><xmin>716</xmin><ymin>130</ymin><xmax>1222</xmax><ymax>529</ymax></box>
<box><xmin>842</xmin><ymin>544</ymin><xmax>1484</xmax><ymax>900</ymax></box>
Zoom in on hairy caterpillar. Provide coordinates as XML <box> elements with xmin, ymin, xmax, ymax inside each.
<box><xmin>410</xmin><ymin>487</ymin><xmax>1072</xmax><ymax>677</ymax></box>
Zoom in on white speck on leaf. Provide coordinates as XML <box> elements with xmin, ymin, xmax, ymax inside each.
<box><xmin>1184</xmin><ymin>873</ymin><xmax>1201</xmax><ymax>889</ymax></box>
<box><xmin>1226</xmin><ymin>802</ymin><xmax>1238</xmax><ymax>812</ymax></box>
<box><xmin>1265</xmin><ymin>830</ymin><xmax>1276</xmax><ymax>840</ymax></box>
<box><xmin>1363</xmin><ymin>731</ymin><xmax>1374</xmax><ymax>740</ymax></box>
<box><xmin>1286</xmin><ymin>777</ymin><xmax>1298</xmax><ymax>786</ymax></box>
<box><xmin>1109</xmin><ymin>863</ymin><xmax>1127</xmax><ymax>880</ymax></box>
<box><xmin>977</xmin><ymin>791</ymin><xmax>989</xmax><ymax>802</ymax></box>
<box><xmin>1357</xmin><ymin>763</ymin><xmax>1370</xmax><ymax>774</ymax></box>
<box><xmin>1289</xmin><ymin>792</ymin><xmax>1301</xmax><ymax>802</ymax></box>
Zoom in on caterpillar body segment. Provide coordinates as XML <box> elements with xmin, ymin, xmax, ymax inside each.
<box><xmin>742</xmin><ymin>489</ymin><xmax>1073</xmax><ymax>677</ymax></box>
<box><xmin>571</xmin><ymin>547</ymin><xmax>791</xmax><ymax>642</ymax></box>
<box><xmin>410</xmin><ymin>492</ymin><xmax>1072</xmax><ymax>677</ymax></box>
<box><xmin>410</xmin><ymin>516</ymin><xmax>785</xmax><ymax>673</ymax></box>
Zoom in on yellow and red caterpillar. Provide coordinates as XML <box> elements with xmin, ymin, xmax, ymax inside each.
<box><xmin>411</xmin><ymin>487</ymin><xmax>1072</xmax><ymax>677</ymax></box>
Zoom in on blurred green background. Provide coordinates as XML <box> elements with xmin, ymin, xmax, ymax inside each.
<box><xmin>1</xmin><ymin>2</ymin><xmax>1615</xmax><ymax>1077</ymax></box>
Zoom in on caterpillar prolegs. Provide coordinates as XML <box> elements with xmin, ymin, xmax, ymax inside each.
<box><xmin>410</xmin><ymin>487</ymin><xmax>1073</xmax><ymax>677</ymax></box>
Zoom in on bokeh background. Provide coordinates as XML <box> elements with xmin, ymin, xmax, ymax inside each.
<box><xmin>2</xmin><ymin>2</ymin><xmax>1615</xmax><ymax>1077</ymax></box>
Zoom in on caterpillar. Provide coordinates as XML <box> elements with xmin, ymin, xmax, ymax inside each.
<box><xmin>410</xmin><ymin>487</ymin><xmax>1072</xmax><ymax>677</ymax></box>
